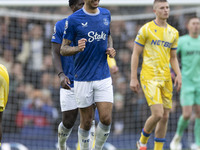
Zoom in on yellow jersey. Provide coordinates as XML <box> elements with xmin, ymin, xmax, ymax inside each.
<box><xmin>0</xmin><ymin>64</ymin><xmax>9</xmax><ymax>111</ymax></box>
<box><xmin>135</xmin><ymin>20</ymin><xmax>179</xmax><ymax>81</ymax></box>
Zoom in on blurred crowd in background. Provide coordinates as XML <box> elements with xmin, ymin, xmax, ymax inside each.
<box><xmin>0</xmin><ymin>4</ymin><xmax>197</xmax><ymax>146</ymax></box>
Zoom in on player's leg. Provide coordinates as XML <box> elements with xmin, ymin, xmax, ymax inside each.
<box><xmin>79</xmin><ymin>106</ymin><xmax>94</xmax><ymax>150</ymax></box>
<box><xmin>178</xmin><ymin>106</ymin><xmax>192</xmax><ymax>134</ymax></box>
<box><xmin>194</xmin><ymin>85</ymin><xmax>200</xmax><ymax>149</ymax></box>
<box><xmin>93</xmin><ymin>77</ymin><xmax>113</xmax><ymax>150</ymax></box>
<box><xmin>194</xmin><ymin>105</ymin><xmax>200</xmax><ymax>149</ymax></box>
<box><xmin>170</xmin><ymin>106</ymin><xmax>192</xmax><ymax>150</ymax></box>
<box><xmin>89</xmin><ymin>106</ymin><xmax>96</xmax><ymax>149</ymax></box>
<box><xmin>74</xmin><ymin>80</ymin><xmax>95</xmax><ymax>150</ymax></box>
<box><xmin>154</xmin><ymin>108</ymin><xmax>170</xmax><ymax>150</ymax></box>
<box><xmin>77</xmin><ymin>107</ymin><xmax>96</xmax><ymax>150</ymax></box>
<box><xmin>0</xmin><ymin>111</ymin><xmax>2</xmax><ymax>146</ymax></box>
<box><xmin>153</xmin><ymin>80</ymin><xmax>173</xmax><ymax>150</ymax></box>
<box><xmin>139</xmin><ymin>104</ymin><xmax>164</xmax><ymax>148</ymax></box>
<box><xmin>58</xmin><ymin>109</ymin><xmax>78</xmax><ymax>150</ymax></box>
<box><xmin>0</xmin><ymin>65</ymin><xmax>9</xmax><ymax>147</ymax></box>
<box><xmin>170</xmin><ymin>79</ymin><xmax>194</xmax><ymax>150</ymax></box>
<box><xmin>58</xmin><ymin>88</ymin><xmax>78</xmax><ymax>150</ymax></box>
<box><xmin>138</xmin><ymin>80</ymin><xmax>164</xmax><ymax>149</ymax></box>
<box><xmin>95</xmin><ymin>102</ymin><xmax>112</xmax><ymax>150</ymax></box>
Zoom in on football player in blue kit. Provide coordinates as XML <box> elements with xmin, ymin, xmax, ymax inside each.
<box><xmin>60</xmin><ymin>0</ymin><xmax>116</xmax><ymax>149</ymax></box>
<box><xmin>51</xmin><ymin>1</ymin><xmax>86</xmax><ymax>150</ymax></box>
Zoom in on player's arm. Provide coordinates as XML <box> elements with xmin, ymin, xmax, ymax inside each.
<box><xmin>52</xmin><ymin>42</ymin><xmax>63</xmax><ymax>75</ymax></box>
<box><xmin>51</xmin><ymin>42</ymin><xmax>71</xmax><ymax>89</ymax></box>
<box><xmin>130</xmin><ymin>43</ymin><xmax>143</xmax><ymax>93</ymax></box>
<box><xmin>107</xmin><ymin>56</ymin><xmax>119</xmax><ymax>74</ymax></box>
<box><xmin>170</xmin><ymin>50</ymin><xmax>182</xmax><ymax>91</ymax></box>
<box><xmin>60</xmin><ymin>38</ymin><xmax>86</xmax><ymax>56</ymax></box>
<box><xmin>106</xmin><ymin>35</ymin><xmax>118</xmax><ymax>73</ymax></box>
<box><xmin>106</xmin><ymin>35</ymin><xmax>116</xmax><ymax>58</ymax></box>
<box><xmin>60</xmin><ymin>16</ymin><xmax>87</xmax><ymax>56</ymax></box>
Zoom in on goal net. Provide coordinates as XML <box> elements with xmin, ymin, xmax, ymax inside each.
<box><xmin>0</xmin><ymin>2</ymin><xmax>199</xmax><ymax>150</ymax></box>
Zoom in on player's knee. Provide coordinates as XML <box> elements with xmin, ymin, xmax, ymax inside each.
<box><xmin>62</xmin><ymin>109</ymin><xmax>78</xmax><ymax>128</ymax></box>
<box><xmin>161</xmin><ymin>114</ymin><xmax>169</xmax><ymax>123</ymax></box>
<box><xmin>99</xmin><ymin>115</ymin><xmax>112</xmax><ymax>126</ymax></box>
<box><xmin>183</xmin><ymin>113</ymin><xmax>191</xmax><ymax>120</ymax></box>
<box><xmin>63</xmin><ymin>120</ymin><xmax>74</xmax><ymax>129</ymax></box>
<box><xmin>152</xmin><ymin>113</ymin><xmax>163</xmax><ymax>121</ymax></box>
<box><xmin>195</xmin><ymin>112</ymin><xmax>200</xmax><ymax>118</ymax></box>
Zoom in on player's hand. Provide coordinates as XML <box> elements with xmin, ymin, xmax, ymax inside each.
<box><xmin>106</xmin><ymin>48</ymin><xmax>116</xmax><ymax>58</ymax></box>
<box><xmin>110</xmin><ymin>66</ymin><xmax>119</xmax><ymax>74</ymax></box>
<box><xmin>59</xmin><ymin>73</ymin><xmax>71</xmax><ymax>90</ymax></box>
<box><xmin>130</xmin><ymin>78</ymin><xmax>140</xmax><ymax>93</ymax></box>
<box><xmin>78</xmin><ymin>38</ymin><xmax>87</xmax><ymax>52</ymax></box>
<box><xmin>174</xmin><ymin>73</ymin><xmax>182</xmax><ymax>92</ymax></box>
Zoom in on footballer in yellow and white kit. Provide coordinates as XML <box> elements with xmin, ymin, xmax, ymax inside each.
<box><xmin>0</xmin><ymin>64</ymin><xmax>9</xmax><ymax>112</ymax></box>
<box><xmin>135</xmin><ymin>20</ymin><xmax>179</xmax><ymax>109</ymax></box>
<box><xmin>0</xmin><ymin>64</ymin><xmax>9</xmax><ymax>146</ymax></box>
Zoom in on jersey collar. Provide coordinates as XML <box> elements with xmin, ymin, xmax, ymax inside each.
<box><xmin>82</xmin><ymin>7</ymin><xmax>100</xmax><ymax>16</ymax></box>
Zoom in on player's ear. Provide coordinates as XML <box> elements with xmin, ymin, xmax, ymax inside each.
<box><xmin>71</xmin><ymin>5</ymin><xmax>75</xmax><ymax>11</ymax></box>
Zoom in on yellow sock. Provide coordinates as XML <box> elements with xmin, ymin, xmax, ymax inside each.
<box><xmin>154</xmin><ymin>138</ymin><xmax>165</xmax><ymax>150</ymax></box>
<box><xmin>139</xmin><ymin>128</ymin><xmax>151</xmax><ymax>144</ymax></box>
<box><xmin>77</xmin><ymin>142</ymin><xmax>80</xmax><ymax>150</ymax></box>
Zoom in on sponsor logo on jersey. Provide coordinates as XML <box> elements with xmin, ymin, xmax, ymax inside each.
<box><xmin>186</xmin><ymin>51</ymin><xmax>200</xmax><ymax>55</ymax></box>
<box><xmin>88</xmin><ymin>31</ymin><xmax>106</xmax><ymax>42</ymax></box>
<box><xmin>151</xmin><ymin>40</ymin><xmax>172</xmax><ymax>48</ymax></box>
<box><xmin>81</xmin><ymin>22</ymin><xmax>88</xmax><ymax>27</ymax></box>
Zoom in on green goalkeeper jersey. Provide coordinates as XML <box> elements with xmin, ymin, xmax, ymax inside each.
<box><xmin>177</xmin><ymin>35</ymin><xmax>200</xmax><ymax>82</ymax></box>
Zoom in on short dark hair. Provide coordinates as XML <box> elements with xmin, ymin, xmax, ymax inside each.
<box><xmin>68</xmin><ymin>0</ymin><xmax>79</xmax><ymax>7</ymax></box>
<box><xmin>154</xmin><ymin>0</ymin><xmax>167</xmax><ymax>3</ymax></box>
<box><xmin>186</xmin><ymin>15</ymin><xmax>199</xmax><ymax>24</ymax></box>
<box><xmin>153</xmin><ymin>0</ymin><xmax>168</xmax><ymax>8</ymax></box>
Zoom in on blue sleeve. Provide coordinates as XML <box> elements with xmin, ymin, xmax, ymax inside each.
<box><xmin>51</xmin><ymin>20</ymin><xmax>64</xmax><ymax>44</ymax></box>
<box><xmin>63</xmin><ymin>16</ymin><xmax>76</xmax><ymax>42</ymax></box>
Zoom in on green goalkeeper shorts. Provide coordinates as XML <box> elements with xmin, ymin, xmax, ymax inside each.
<box><xmin>180</xmin><ymin>77</ymin><xmax>200</xmax><ymax>106</ymax></box>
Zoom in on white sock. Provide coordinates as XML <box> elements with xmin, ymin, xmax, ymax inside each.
<box><xmin>78</xmin><ymin>126</ymin><xmax>90</xmax><ymax>150</ymax></box>
<box><xmin>94</xmin><ymin>121</ymin><xmax>111</xmax><ymax>150</ymax></box>
<box><xmin>58</xmin><ymin>122</ymin><xmax>72</xmax><ymax>150</ymax></box>
<box><xmin>90</xmin><ymin>120</ymin><xmax>96</xmax><ymax>149</ymax></box>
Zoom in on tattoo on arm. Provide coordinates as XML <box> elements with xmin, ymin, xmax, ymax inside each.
<box><xmin>107</xmin><ymin>35</ymin><xmax>113</xmax><ymax>48</ymax></box>
<box><xmin>60</xmin><ymin>39</ymin><xmax>80</xmax><ymax>56</ymax></box>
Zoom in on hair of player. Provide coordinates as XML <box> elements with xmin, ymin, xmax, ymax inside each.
<box><xmin>153</xmin><ymin>0</ymin><xmax>168</xmax><ymax>9</ymax></box>
<box><xmin>185</xmin><ymin>15</ymin><xmax>199</xmax><ymax>25</ymax></box>
<box><xmin>68</xmin><ymin>0</ymin><xmax>79</xmax><ymax>8</ymax></box>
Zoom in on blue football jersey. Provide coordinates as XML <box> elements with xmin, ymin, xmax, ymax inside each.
<box><xmin>51</xmin><ymin>18</ymin><xmax>74</xmax><ymax>87</ymax></box>
<box><xmin>63</xmin><ymin>7</ymin><xmax>111</xmax><ymax>81</ymax></box>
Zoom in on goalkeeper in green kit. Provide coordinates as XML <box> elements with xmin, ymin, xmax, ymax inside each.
<box><xmin>170</xmin><ymin>16</ymin><xmax>200</xmax><ymax>150</ymax></box>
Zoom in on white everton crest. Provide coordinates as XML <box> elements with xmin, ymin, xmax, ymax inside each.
<box><xmin>103</xmin><ymin>18</ymin><xmax>109</xmax><ymax>25</ymax></box>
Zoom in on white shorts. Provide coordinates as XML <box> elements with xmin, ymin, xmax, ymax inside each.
<box><xmin>60</xmin><ymin>88</ymin><xmax>77</xmax><ymax>112</ymax></box>
<box><xmin>74</xmin><ymin>77</ymin><xmax>113</xmax><ymax>108</ymax></box>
